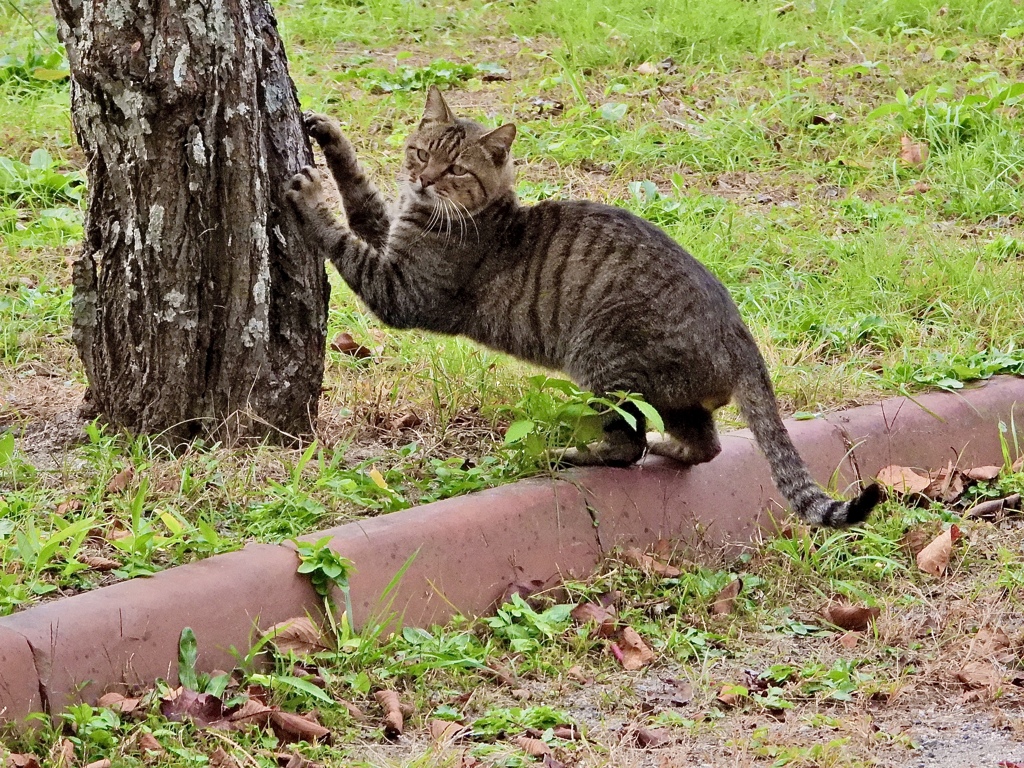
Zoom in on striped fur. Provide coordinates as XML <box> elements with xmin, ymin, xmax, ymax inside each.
<box><xmin>286</xmin><ymin>88</ymin><xmax>880</xmax><ymax>527</ymax></box>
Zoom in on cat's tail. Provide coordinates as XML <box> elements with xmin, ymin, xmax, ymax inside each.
<box><xmin>733</xmin><ymin>354</ymin><xmax>881</xmax><ymax>528</ymax></box>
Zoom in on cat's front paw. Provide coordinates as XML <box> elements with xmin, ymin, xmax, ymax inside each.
<box><xmin>304</xmin><ymin>112</ymin><xmax>345</xmax><ymax>148</ymax></box>
<box><xmin>285</xmin><ymin>165</ymin><xmax>331</xmax><ymax>219</ymax></box>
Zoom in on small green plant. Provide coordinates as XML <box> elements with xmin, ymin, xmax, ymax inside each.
<box><xmin>176</xmin><ymin>627</ymin><xmax>230</xmax><ymax>696</ymax></box>
<box><xmin>484</xmin><ymin>593</ymin><xmax>573</xmax><ymax>653</ymax></box>
<box><xmin>503</xmin><ymin>375</ymin><xmax>663</xmax><ymax>461</ymax></box>
<box><xmin>338</xmin><ymin>59</ymin><xmax>507</xmax><ymax>93</ymax></box>
<box><xmin>0</xmin><ymin>49</ymin><xmax>69</xmax><ymax>88</ymax></box>
<box><xmin>0</xmin><ymin>148</ymin><xmax>84</xmax><ymax>207</ymax></box>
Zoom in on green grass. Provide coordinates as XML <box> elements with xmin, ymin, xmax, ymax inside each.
<box><xmin>2</xmin><ymin>0</ymin><xmax>1024</xmax><ymax>655</ymax></box>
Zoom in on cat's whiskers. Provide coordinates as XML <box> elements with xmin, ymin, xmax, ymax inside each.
<box><xmin>449</xmin><ymin>199</ymin><xmax>479</xmax><ymax>246</ymax></box>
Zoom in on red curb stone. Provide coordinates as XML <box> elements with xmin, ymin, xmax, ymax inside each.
<box><xmin>0</xmin><ymin>625</ymin><xmax>42</xmax><ymax>721</ymax></box>
<box><xmin>302</xmin><ymin>479</ymin><xmax>597</xmax><ymax>629</ymax></box>
<box><xmin>827</xmin><ymin>377</ymin><xmax>1024</xmax><ymax>479</ymax></box>
<box><xmin>569</xmin><ymin>416</ymin><xmax>858</xmax><ymax>555</ymax></box>
<box><xmin>0</xmin><ymin>544</ymin><xmax>320</xmax><ymax>714</ymax></box>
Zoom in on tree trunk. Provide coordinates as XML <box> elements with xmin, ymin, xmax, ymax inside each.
<box><xmin>53</xmin><ymin>0</ymin><xmax>327</xmax><ymax>443</ymax></box>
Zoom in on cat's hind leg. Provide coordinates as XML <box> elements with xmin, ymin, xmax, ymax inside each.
<box><xmin>646</xmin><ymin>406</ymin><xmax>721</xmax><ymax>465</ymax></box>
<box><xmin>554</xmin><ymin>402</ymin><xmax>647</xmax><ymax>468</ymax></box>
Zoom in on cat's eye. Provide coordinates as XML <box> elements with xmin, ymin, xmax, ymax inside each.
<box><xmin>450</xmin><ymin>164</ymin><xmax>469</xmax><ymax>176</ymax></box>
<box><xmin>414</xmin><ymin>148</ymin><xmax>429</xmax><ymax>163</ymax></box>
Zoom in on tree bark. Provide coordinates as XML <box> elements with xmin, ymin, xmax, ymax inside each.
<box><xmin>53</xmin><ymin>0</ymin><xmax>327</xmax><ymax>443</ymax></box>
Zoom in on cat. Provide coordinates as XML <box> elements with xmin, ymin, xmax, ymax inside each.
<box><xmin>285</xmin><ymin>86</ymin><xmax>881</xmax><ymax>527</ymax></box>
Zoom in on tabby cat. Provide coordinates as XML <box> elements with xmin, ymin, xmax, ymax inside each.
<box><xmin>285</xmin><ymin>86</ymin><xmax>880</xmax><ymax>527</ymax></box>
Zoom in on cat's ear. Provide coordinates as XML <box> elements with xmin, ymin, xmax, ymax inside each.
<box><xmin>421</xmin><ymin>86</ymin><xmax>455</xmax><ymax>126</ymax></box>
<box><xmin>479</xmin><ymin>123</ymin><xmax>517</xmax><ymax>164</ymax></box>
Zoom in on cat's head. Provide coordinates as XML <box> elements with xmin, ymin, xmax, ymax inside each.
<box><xmin>401</xmin><ymin>86</ymin><xmax>516</xmax><ymax>214</ymax></box>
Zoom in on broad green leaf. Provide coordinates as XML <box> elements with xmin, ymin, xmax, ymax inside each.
<box><xmin>632</xmin><ymin>399</ymin><xmax>664</xmax><ymax>433</ymax></box>
<box><xmin>504</xmin><ymin>420</ymin><xmax>535</xmax><ymax>444</ymax></box>
<box><xmin>177</xmin><ymin>627</ymin><xmax>200</xmax><ymax>691</ymax></box>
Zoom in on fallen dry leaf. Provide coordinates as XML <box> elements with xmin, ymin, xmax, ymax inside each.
<box><xmin>96</xmin><ymin>691</ymin><xmax>140</xmax><ymax>714</ymax></box>
<box><xmin>105</xmin><ymin>467</ymin><xmax>134</xmax><ymax>494</ymax></box>
<box><xmin>900</xmin><ymin>526</ymin><xmax>935</xmax><ymax>557</ymax></box>
<box><xmin>716</xmin><ymin>685</ymin><xmax>745</xmax><ymax>707</ymax></box>
<box><xmin>838</xmin><ymin>631</ymin><xmax>861</xmax><ymax>649</ymax></box>
<box><xmin>331</xmin><ymin>332</ymin><xmax>372</xmax><ymax>358</ymax></box>
<box><xmin>957</xmin><ymin>660</ymin><xmax>1003</xmax><ymax>690</ymax></box>
<box><xmin>50</xmin><ymin>740</ymin><xmax>75</xmax><ymax>768</ymax></box>
<box><xmin>900</xmin><ymin>135</ymin><xmax>929</xmax><ymax>167</ymax></box>
<box><xmin>374</xmin><ymin>690</ymin><xmax>405</xmax><ymax>740</ymax></box>
<box><xmin>6</xmin><ymin>755</ymin><xmax>41</xmax><ymax>768</ymax></box>
<box><xmin>615</xmin><ymin>627</ymin><xmax>656</xmax><ymax>671</ymax></box>
<box><xmin>514</xmin><ymin>736</ymin><xmax>551</xmax><ymax>756</ymax></box>
<box><xmin>636</xmin><ymin>61</ymin><xmax>658</xmax><ymax>76</ymax></box>
<box><xmin>226</xmin><ymin>697</ymin><xmax>274</xmax><ymax>728</ymax></box>
<box><xmin>80</xmin><ymin>555</ymin><xmax>121</xmax><ymax>572</ymax></box>
<box><xmin>498</xmin><ymin>579</ymin><xmax>549</xmax><ymax>610</ymax></box>
<box><xmin>821</xmin><ymin>601</ymin><xmax>880</xmax><ymax>632</ymax></box>
<box><xmin>339</xmin><ymin>698</ymin><xmax>368</xmax><ymax>722</ymax></box>
<box><xmin>1013</xmin><ymin>455</ymin><xmax>1024</xmax><ymax>472</ymax></box>
<box><xmin>566</xmin><ymin>665</ymin><xmax>591</xmax><ymax>684</ymax></box>
<box><xmin>711</xmin><ymin>577</ymin><xmax>742</xmax><ymax>615</ymax></box>
<box><xmin>270</xmin><ymin>711</ymin><xmax>331</xmax><ymax>744</ymax></box>
<box><xmin>622</xmin><ymin>547</ymin><xmax>681</xmax><ymax>578</ymax></box>
<box><xmin>160</xmin><ymin>687</ymin><xmax>228</xmax><ymax>727</ymax></box>
<box><xmin>209</xmin><ymin>747</ymin><xmax>240</xmax><ymax>768</ymax></box>
<box><xmin>622</xmin><ymin>725</ymin><xmax>672</xmax><ymax>748</ymax></box>
<box><xmin>571</xmin><ymin>602</ymin><xmax>617</xmax><ymax>637</ymax></box>
<box><xmin>970</xmin><ymin>627</ymin><xmax>1017</xmax><ymax>664</ymax></box>
<box><xmin>924</xmin><ymin>463</ymin><xmax>965</xmax><ymax>504</ymax></box>
<box><xmin>902</xmin><ymin>181</ymin><xmax>931</xmax><ymax>195</ymax></box>
<box><xmin>84</xmin><ymin>761</ymin><xmax>111</xmax><ymax>768</ymax></box>
<box><xmin>55</xmin><ymin>499</ymin><xmax>82</xmax><ymax>515</ymax></box>
<box><xmin>275</xmin><ymin>753</ymin><xmax>323</xmax><ymax>768</ymax></box>
<box><xmin>137</xmin><ymin>733</ymin><xmax>164</xmax><ymax>754</ymax></box>
<box><xmin>429</xmin><ymin>718</ymin><xmax>469</xmax><ymax>744</ymax></box>
<box><xmin>876</xmin><ymin>465</ymin><xmax>931</xmax><ymax>496</ymax></box>
<box><xmin>552</xmin><ymin>724</ymin><xmax>581</xmax><ymax>740</ymax></box>
<box><xmin>262</xmin><ymin>616</ymin><xmax>331</xmax><ymax>658</ymax></box>
<box><xmin>967</xmin><ymin>494</ymin><xmax>1021</xmax><ymax>520</ymax></box>
<box><xmin>916</xmin><ymin>525</ymin><xmax>961</xmax><ymax>577</ymax></box>
<box><xmin>966</xmin><ymin>465</ymin><xmax>1002</xmax><ymax>482</ymax></box>
<box><xmin>389</xmin><ymin>410</ymin><xmax>422</xmax><ymax>430</ymax></box>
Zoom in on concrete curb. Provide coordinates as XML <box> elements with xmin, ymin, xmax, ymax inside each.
<box><xmin>1</xmin><ymin>377</ymin><xmax>1022</xmax><ymax>721</ymax></box>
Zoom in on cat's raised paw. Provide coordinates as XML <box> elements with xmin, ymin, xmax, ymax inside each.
<box><xmin>303</xmin><ymin>111</ymin><xmax>344</xmax><ymax>147</ymax></box>
<box><xmin>285</xmin><ymin>165</ymin><xmax>328</xmax><ymax>210</ymax></box>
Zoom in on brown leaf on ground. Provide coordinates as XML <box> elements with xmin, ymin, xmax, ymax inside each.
<box><xmin>968</xmin><ymin>494</ymin><xmax>1021</xmax><ymax>520</ymax></box>
<box><xmin>839</xmin><ymin>631</ymin><xmax>860</xmax><ymax>649</ymax></box>
<box><xmin>137</xmin><ymin>733</ymin><xmax>164</xmax><ymax>754</ymax></box>
<box><xmin>270</xmin><ymin>711</ymin><xmax>331</xmax><ymax>744</ymax></box>
<box><xmin>6</xmin><ymin>755</ymin><xmax>41</xmax><ymax>768</ymax></box>
<box><xmin>622</xmin><ymin>725</ymin><xmax>672</xmax><ymax>748</ymax></box>
<box><xmin>541</xmin><ymin>756</ymin><xmax>568</xmax><ymax>768</ymax></box>
<box><xmin>664</xmin><ymin>677</ymin><xmax>694</xmax><ymax>705</ymax></box>
<box><xmin>80</xmin><ymin>555</ymin><xmax>121</xmax><ymax>572</ymax></box>
<box><xmin>636</xmin><ymin>62</ymin><xmax>658</xmax><ymax>76</ymax></box>
<box><xmin>209</xmin><ymin>747</ymin><xmax>240</xmax><ymax>768</ymax></box>
<box><xmin>514</xmin><ymin>736</ymin><xmax>551</xmax><ymax>756</ymax></box>
<box><xmin>900</xmin><ymin>136</ymin><xmax>929</xmax><ymax>167</ymax></box>
<box><xmin>916</xmin><ymin>525</ymin><xmax>961</xmax><ymax>577</ymax></box>
<box><xmin>50</xmin><ymin>740</ymin><xmax>75</xmax><ymax>768</ymax></box>
<box><xmin>275</xmin><ymin>753</ymin><xmax>323</xmax><ymax>768</ymax></box>
<box><xmin>480</xmin><ymin>660</ymin><xmax>517</xmax><ymax>687</ymax></box>
<box><xmin>84</xmin><ymin>761</ymin><xmax>111</xmax><ymax>768</ymax></box>
<box><xmin>900</xmin><ymin>526</ymin><xmax>936</xmax><ymax>557</ymax></box>
<box><xmin>902</xmin><ymin>181</ymin><xmax>931</xmax><ymax>195</ymax></box>
<box><xmin>429</xmin><ymin>719</ymin><xmax>469</xmax><ymax>744</ymax></box>
<box><xmin>96</xmin><ymin>691</ymin><xmax>140</xmax><ymax>714</ymax></box>
<box><xmin>339</xmin><ymin>698</ymin><xmax>368</xmax><ymax>722</ymax></box>
<box><xmin>226</xmin><ymin>697</ymin><xmax>274</xmax><ymax>728</ymax></box>
<box><xmin>957</xmin><ymin>660</ymin><xmax>1003</xmax><ymax>690</ymax></box>
<box><xmin>55</xmin><ymin>499</ymin><xmax>81</xmax><ymax>515</ymax></box>
<box><xmin>552</xmin><ymin>724</ymin><xmax>581</xmax><ymax>740</ymax></box>
<box><xmin>571</xmin><ymin>602</ymin><xmax>617</xmax><ymax>637</ymax></box>
<box><xmin>716</xmin><ymin>685</ymin><xmax>745</xmax><ymax>707</ymax></box>
<box><xmin>924</xmin><ymin>463</ymin><xmax>965</xmax><ymax>504</ymax></box>
<box><xmin>615</xmin><ymin>627</ymin><xmax>656</xmax><ymax>670</ymax></box>
<box><xmin>389</xmin><ymin>410</ymin><xmax>422</xmax><ymax>430</ymax></box>
<box><xmin>876</xmin><ymin>465</ymin><xmax>931</xmax><ymax>496</ymax></box>
<box><xmin>710</xmin><ymin>577</ymin><xmax>742</xmax><ymax>615</ymax></box>
<box><xmin>622</xmin><ymin>547</ymin><xmax>681</xmax><ymax>578</ymax></box>
<box><xmin>262</xmin><ymin>616</ymin><xmax>331</xmax><ymax>658</ymax></box>
<box><xmin>970</xmin><ymin>626</ymin><xmax>1017</xmax><ymax>664</ymax></box>
<box><xmin>498</xmin><ymin>579</ymin><xmax>549</xmax><ymax>609</ymax></box>
<box><xmin>821</xmin><ymin>601</ymin><xmax>880</xmax><ymax>632</ymax></box>
<box><xmin>1013</xmin><ymin>455</ymin><xmax>1024</xmax><ymax>472</ymax></box>
<box><xmin>160</xmin><ymin>687</ymin><xmax>228</xmax><ymax>727</ymax></box>
<box><xmin>330</xmin><ymin>332</ymin><xmax>372</xmax><ymax>358</ymax></box>
<box><xmin>105</xmin><ymin>467</ymin><xmax>134</xmax><ymax>494</ymax></box>
<box><xmin>566</xmin><ymin>665</ymin><xmax>591</xmax><ymax>684</ymax></box>
<box><xmin>966</xmin><ymin>465</ymin><xmax>1002</xmax><ymax>482</ymax></box>
<box><xmin>374</xmin><ymin>690</ymin><xmax>405</xmax><ymax>740</ymax></box>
